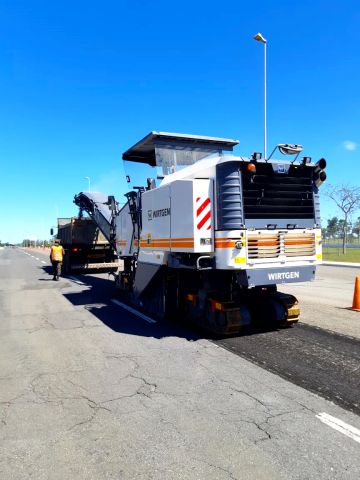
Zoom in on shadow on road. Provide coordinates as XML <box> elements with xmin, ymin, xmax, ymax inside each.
<box><xmin>39</xmin><ymin>267</ymin><xmax>285</xmax><ymax>341</ymax></box>
<box><xmin>87</xmin><ymin>303</ymin><xmax>200</xmax><ymax>341</ymax></box>
<box><xmin>42</xmin><ymin>269</ymin><xmax>201</xmax><ymax>341</ymax></box>
<box><xmin>42</xmin><ymin>265</ymin><xmax>53</xmax><ymax>273</ymax></box>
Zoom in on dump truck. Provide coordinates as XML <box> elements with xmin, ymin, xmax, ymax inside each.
<box><xmin>75</xmin><ymin>131</ymin><xmax>327</xmax><ymax>334</ymax></box>
<box><xmin>53</xmin><ymin>215</ymin><xmax>121</xmax><ymax>274</ymax></box>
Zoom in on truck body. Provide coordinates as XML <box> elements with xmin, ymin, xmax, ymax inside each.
<box><xmin>56</xmin><ymin>216</ymin><xmax>120</xmax><ymax>273</ymax></box>
<box><xmin>75</xmin><ymin>131</ymin><xmax>327</xmax><ymax>334</ymax></box>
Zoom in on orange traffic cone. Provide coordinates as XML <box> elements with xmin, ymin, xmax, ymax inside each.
<box><xmin>352</xmin><ymin>276</ymin><xmax>360</xmax><ymax>311</ymax></box>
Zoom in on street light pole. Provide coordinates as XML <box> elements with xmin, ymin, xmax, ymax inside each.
<box><xmin>84</xmin><ymin>176</ymin><xmax>91</xmax><ymax>193</ymax></box>
<box><xmin>254</xmin><ymin>32</ymin><xmax>267</xmax><ymax>159</ymax></box>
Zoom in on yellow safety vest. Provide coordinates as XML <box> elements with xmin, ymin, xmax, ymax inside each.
<box><xmin>51</xmin><ymin>245</ymin><xmax>63</xmax><ymax>261</ymax></box>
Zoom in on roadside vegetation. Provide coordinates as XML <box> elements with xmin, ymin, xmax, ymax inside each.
<box><xmin>322</xmin><ymin>183</ymin><xmax>360</xmax><ymax>263</ymax></box>
<box><xmin>323</xmin><ymin>185</ymin><xmax>360</xmax><ymax>254</ymax></box>
<box><xmin>322</xmin><ymin>247</ymin><xmax>360</xmax><ymax>263</ymax></box>
<box><xmin>22</xmin><ymin>239</ymin><xmax>51</xmax><ymax>247</ymax></box>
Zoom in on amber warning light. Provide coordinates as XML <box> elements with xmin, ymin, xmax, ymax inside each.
<box><xmin>247</xmin><ymin>163</ymin><xmax>257</xmax><ymax>173</ymax></box>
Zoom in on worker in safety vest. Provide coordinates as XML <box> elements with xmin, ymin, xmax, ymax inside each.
<box><xmin>50</xmin><ymin>239</ymin><xmax>65</xmax><ymax>281</ymax></box>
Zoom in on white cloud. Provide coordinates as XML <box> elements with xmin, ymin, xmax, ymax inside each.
<box><xmin>342</xmin><ymin>140</ymin><xmax>357</xmax><ymax>151</ymax></box>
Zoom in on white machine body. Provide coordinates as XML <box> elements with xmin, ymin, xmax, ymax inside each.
<box><xmin>75</xmin><ymin>132</ymin><xmax>326</xmax><ymax>333</ymax></box>
<box><xmin>115</xmin><ymin>152</ymin><xmax>322</xmax><ymax>282</ymax></box>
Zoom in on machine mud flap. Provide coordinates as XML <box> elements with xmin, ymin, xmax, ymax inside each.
<box><xmin>207</xmin><ymin>299</ymin><xmax>252</xmax><ymax>335</ymax></box>
<box><xmin>273</xmin><ymin>292</ymin><xmax>300</xmax><ymax>325</ymax></box>
<box><xmin>185</xmin><ymin>295</ymin><xmax>251</xmax><ymax>335</ymax></box>
<box><xmin>248</xmin><ymin>291</ymin><xmax>300</xmax><ymax>327</ymax></box>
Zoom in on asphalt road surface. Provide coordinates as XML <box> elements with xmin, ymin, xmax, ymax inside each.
<box><xmin>215</xmin><ymin>323</ymin><xmax>360</xmax><ymax>415</ymax></box>
<box><xmin>281</xmin><ymin>264</ymin><xmax>360</xmax><ymax>339</ymax></box>
<box><xmin>1</xmin><ymin>247</ymin><xmax>360</xmax><ymax>480</ymax></box>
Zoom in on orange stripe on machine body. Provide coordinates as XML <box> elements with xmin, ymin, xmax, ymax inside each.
<box><xmin>215</xmin><ymin>238</ymin><xmax>246</xmax><ymax>249</ymax></box>
<box><xmin>171</xmin><ymin>241</ymin><xmax>194</xmax><ymax>248</ymax></box>
<box><xmin>139</xmin><ymin>237</ymin><xmax>194</xmax><ymax>249</ymax></box>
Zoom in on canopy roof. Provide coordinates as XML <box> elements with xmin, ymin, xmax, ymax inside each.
<box><xmin>122</xmin><ymin>131</ymin><xmax>239</xmax><ymax>166</ymax></box>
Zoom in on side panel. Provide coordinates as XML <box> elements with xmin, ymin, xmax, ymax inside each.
<box><xmin>192</xmin><ymin>179</ymin><xmax>214</xmax><ymax>253</ymax></box>
<box><xmin>140</xmin><ymin>185</ymin><xmax>171</xmax><ymax>258</ymax></box>
<box><xmin>139</xmin><ymin>179</ymin><xmax>214</xmax><ymax>256</ymax></box>
<box><xmin>115</xmin><ymin>203</ymin><xmax>133</xmax><ymax>256</ymax></box>
<box><xmin>170</xmin><ymin>180</ymin><xmax>195</xmax><ymax>252</ymax></box>
<box><xmin>133</xmin><ymin>262</ymin><xmax>162</xmax><ymax>297</ymax></box>
<box><xmin>169</xmin><ymin>179</ymin><xmax>214</xmax><ymax>253</ymax></box>
<box><xmin>215</xmin><ymin>230</ymin><xmax>247</xmax><ymax>269</ymax></box>
<box><xmin>137</xmin><ymin>249</ymin><xmax>168</xmax><ymax>266</ymax></box>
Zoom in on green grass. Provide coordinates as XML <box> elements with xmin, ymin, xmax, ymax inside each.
<box><xmin>322</xmin><ymin>247</ymin><xmax>360</xmax><ymax>263</ymax></box>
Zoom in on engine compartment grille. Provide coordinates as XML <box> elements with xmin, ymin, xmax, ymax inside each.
<box><xmin>248</xmin><ymin>233</ymin><xmax>280</xmax><ymax>259</ymax></box>
<box><xmin>248</xmin><ymin>232</ymin><xmax>316</xmax><ymax>260</ymax></box>
<box><xmin>284</xmin><ymin>232</ymin><xmax>316</xmax><ymax>257</ymax></box>
<box><xmin>241</xmin><ymin>163</ymin><xmax>315</xmax><ymax>219</ymax></box>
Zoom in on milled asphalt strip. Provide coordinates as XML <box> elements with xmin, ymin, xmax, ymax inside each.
<box><xmin>111</xmin><ymin>299</ymin><xmax>157</xmax><ymax>324</ymax></box>
<box><xmin>316</xmin><ymin>412</ymin><xmax>360</xmax><ymax>444</ymax></box>
<box><xmin>214</xmin><ymin>323</ymin><xmax>360</xmax><ymax>415</ymax></box>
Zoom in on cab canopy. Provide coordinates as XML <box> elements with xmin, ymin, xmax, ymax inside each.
<box><xmin>122</xmin><ymin>131</ymin><xmax>239</xmax><ymax>176</ymax></box>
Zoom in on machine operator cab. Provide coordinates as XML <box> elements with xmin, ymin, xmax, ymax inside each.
<box><xmin>122</xmin><ymin>131</ymin><xmax>239</xmax><ymax>182</ymax></box>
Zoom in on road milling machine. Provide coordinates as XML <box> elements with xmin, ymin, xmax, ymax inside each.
<box><xmin>75</xmin><ymin>132</ymin><xmax>326</xmax><ymax>334</ymax></box>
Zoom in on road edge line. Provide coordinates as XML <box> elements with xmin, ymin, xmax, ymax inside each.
<box><xmin>111</xmin><ymin>299</ymin><xmax>157</xmax><ymax>324</ymax></box>
<box><xmin>316</xmin><ymin>412</ymin><xmax>360</xmax><ymax>444</ymax></box>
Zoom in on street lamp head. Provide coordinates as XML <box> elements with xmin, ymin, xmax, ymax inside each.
<box><xmin>254</xmin><ymin>32</ymin><xmax>267</xmax><ymax>43</ymax></box>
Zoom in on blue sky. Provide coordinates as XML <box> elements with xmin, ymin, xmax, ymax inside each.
<box><xmin>0</xmin><ymin>0</ymin><xmax>359</xmax><ymax>243</ymax></box>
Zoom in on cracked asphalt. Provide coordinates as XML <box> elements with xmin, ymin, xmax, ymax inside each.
<box><xmin>215</xmin><ymin>322</ymin><xmax>360</xmax><ymax>415</ymax></box>
<box><xmin>1</xmin><ymin>247</ymin><xmax>360</xmax><ymax>479</ymax></box>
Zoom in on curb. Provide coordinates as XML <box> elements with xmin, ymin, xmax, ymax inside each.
<box><xmin>322</xmin><ymin>261</ymin><xmax>360</xmax><ymax>268</ymax></box>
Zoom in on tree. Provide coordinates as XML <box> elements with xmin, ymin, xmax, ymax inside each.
<box><xmin>325</xmin><ymin>185</ymin><xmax>360</xmax><ymax>254</ymax></box>
<box><xmin>326</xmin><ymin>217</ymin><xmax>339</xmax><ymax>239</ymax></box>
<box><xmin>353</xmin><ymin>216</ymin><xmax>360</xmax><ymax>242</ymax></box>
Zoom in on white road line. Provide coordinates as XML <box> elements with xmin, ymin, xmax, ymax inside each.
<box><xmin>316</xmin><ymin>412</ymin><xmax>360</xmax><ymax>444</ymax></box>
<box><xmin>111</xmin><ymin>299</ymin><xmax>157</xmax><ymax>324</ymax></box>
<box><xmin>35</xmin><ymin>257</ymin><xmax>40</xmax><ymax>260</ymax></box>
<box><xmin>41</xmin><ymin>261</ymin><xmax>47</xmax><ymax>264</ymax></box>
<box><xmin>68</xmin><ymin>275</ymin><xmax>87</xmax><ymax>286</ymax></box>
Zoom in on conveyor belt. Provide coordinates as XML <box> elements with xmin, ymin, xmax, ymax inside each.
<box><xmin>74</xmin><ymin>192</ymin><xmax>118</xmax><ymax>251</ymax></box>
